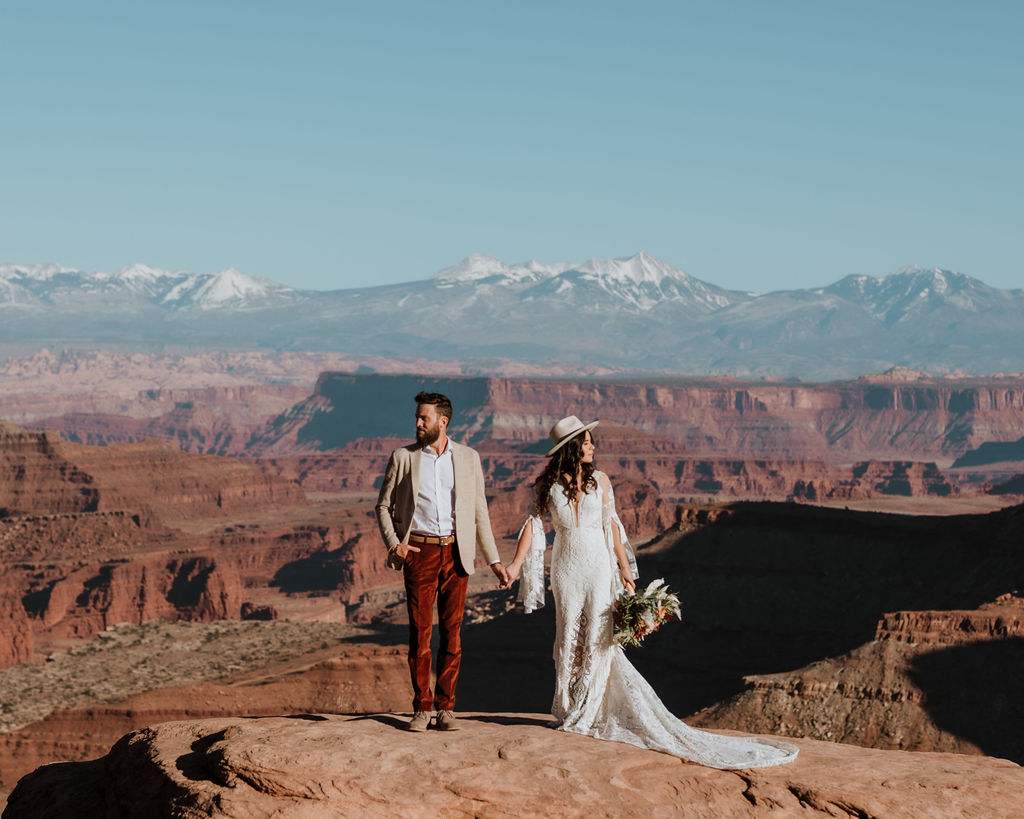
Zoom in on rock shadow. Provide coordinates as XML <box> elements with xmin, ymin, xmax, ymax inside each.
<box><xmin>2</xmin><ymin>758</ymin><xmax>105</xmax><ymax>819</ymax></box>
<box><xmin>345</xmin><ymin>713</ymin><xmax>409</xmax><ymax>731</ymax></box>
<box><xmin>175</xmin><ymin>729</ymin><xmax>229</xmax><ymax>783</ymax></box>
<box><xmin>292</xmin><ymin>375</ymin><xmax>493</xmax><ymax>449</ymax></box>
<box><xmin>457</xmin><ymin>601</ymin><xmax>557</xmax><ymax>715</ymax></box>
<box><xmin>271</xmin><ymin>551</ymin><xmax>344</xmax><ymax>593</ymax></box>
<box><xmin>460</xmin><ymin>714</ymin><xmax>553</xmax><ymax>728</ymax></box>
<box><xmin>453</xmin><ymin>501</ymin><xmax>1024</xmax><ymax>720</ymax></box>
<box><xmin>337</xmin><ymin>623</ymin><xmax>407</xmax><ymax>646</ymax></box>
<box><xmin>909</xmin><ymin>638</ymin><xmax>1024</xmax><ymax>764</ymax></box>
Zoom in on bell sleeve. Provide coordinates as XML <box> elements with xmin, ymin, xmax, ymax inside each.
<box><xmin>600</xmin><ymin>472</ymin><xmax>639</xmax><ymax>590</ymax></box>
<box><xmin>516</xmin><ymin>515</ymin><xmax>547</xmax><ymax>613</ymax></box>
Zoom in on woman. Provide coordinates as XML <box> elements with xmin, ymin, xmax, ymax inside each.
<box><xmin>505</xmin><ymin>415</ymin><xmax>798</xmax><ymax>769</ymax></box>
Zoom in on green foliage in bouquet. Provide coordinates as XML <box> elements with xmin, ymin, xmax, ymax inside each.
<box><xmin>612</xmin><ymin>578</ymin><xmax>682</xmax><ymax>648</ymax></box>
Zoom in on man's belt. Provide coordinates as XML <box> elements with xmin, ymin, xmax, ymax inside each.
<box><xmin>408</xmin><ymin>532</ymin><xmax>456</xmax><ymax>546</ymax></box>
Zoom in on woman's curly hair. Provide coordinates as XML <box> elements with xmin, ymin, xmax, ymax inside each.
<box><xmin>532</xmin><ymin>432</ymin><xmax>597</xmax><ymax>517</ymax></box>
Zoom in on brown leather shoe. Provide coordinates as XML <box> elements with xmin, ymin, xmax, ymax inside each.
<box><xmin>435</xmin><ymin>710</ymin><xmax>461</xmax><ymax>731</ymax></box>
<box><xmin>407</xmin><ymin>711</ymin><xmax>432</xmax><ymax>732</ymax></box>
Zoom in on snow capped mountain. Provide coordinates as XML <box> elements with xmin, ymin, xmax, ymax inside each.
<box><xmin>0</xmin><ymin>263</ymin><xmax>299</xmax><ymax>311</ymax></box>
<box><xmin>821</xmin><ymin>266</ymin><xmax>1015</xmax><ymax>324</ymax></box>
<box><xmin>432</xmin><ymin>254</ymin><xmax>567</xmax><ymax>284</ymax></box>
<box><xmin>3</xmin><ymin>253</ymin><xmax>1023</xmax><ymax>379</ymax></box>
<box><xmin>110</xmin><ymin>263</ymin><xmax>179</xmax><ymax>285</ymax></box>
<box><xmin>569</xmin><ymin>251</ymin><xmax>745</xmax><ymax>312</ymax></box>
<box><xmin>433</xmin><ymin>251</ymin><xmax>746</xmax><ymax>313</ymax></box>
<box><xmin>160</xmin><ymin>268</ymin><xmax>296</xmax><ymax>310</ymax></box>
<box><xmin>0</xmin><ymin>262</ymin><xmax>78</xmax><ymax>281</ymax></box>
<box><xmin>576</xmin><ymin>251</ymin><xmax>690</xmax><ymax>284</ymax></box>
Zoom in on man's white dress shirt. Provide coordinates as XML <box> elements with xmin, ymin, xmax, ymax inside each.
<box><xmin>411</xmin><ymin>441</ymin><xmax>454</xmax><ymax>536</ymax></box>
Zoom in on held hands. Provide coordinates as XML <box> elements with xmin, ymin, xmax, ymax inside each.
<box><xmin>490</xmin><ymin>561</ymin><xmax>511</xmax><ymax>587</ymax></box>
<box><xmin>499</xmin><ymin>560</ymin><xmax>522</xmax><ymax>589</ymax></box>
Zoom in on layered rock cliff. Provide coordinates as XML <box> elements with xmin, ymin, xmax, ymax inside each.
<box><xmin>62</xmin><ymin>438</ymin><xmax>305</xmax><ymax>521</ymax></box>
<box><xmin>248</xmin><ymin>372</ymin><xmax>1024</xmax><ymax>464</ymax></box>
<box><xmin>12</xmin><ymin>371</ymin><xmax>1024</xmax><ymax>465</ymax></box>
<box><xmin>692</xmin><ymin>598</ymin><xmax>1024</xmax><ymax>761</ymax></box>
<box><xmin>3</xmin><ymin>385</ymin><xmax>308</xmax><ymax>456</ymax></box>
<box><xmin>0</xmin><ymin>422</ymin><xmax>99</xmax><ymax>515</ymax></box>
<box><xmin>0</xmin><ymin>596</ymin><xmax>32</xmax><ymax>669</ymax></box>
<box><xmin>0</xmin><ymin>425</ymin><xmax>349</xmax><ymax>666</ymax></box>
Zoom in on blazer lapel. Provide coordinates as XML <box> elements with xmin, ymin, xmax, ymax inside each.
<box><xmin>409</xmin><ymin>446</ymin><xmax>423</xmax><ymax>506</ymax></box>
<box><xmin>449</xmin><ymin>441</ymin><xmax>467</xmax><ymax>495</ymax></box>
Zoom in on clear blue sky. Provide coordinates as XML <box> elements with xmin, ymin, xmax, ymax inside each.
<box><xmin>2</xmin><ymin>1</ymin><xmax>1021</xmax><ymax>292</ymax></box>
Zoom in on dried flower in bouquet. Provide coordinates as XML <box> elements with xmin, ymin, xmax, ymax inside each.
<box><xmin>612</xmin><ymin>578</ymin><xmax>682</xmax><ymax>648</ymax></box>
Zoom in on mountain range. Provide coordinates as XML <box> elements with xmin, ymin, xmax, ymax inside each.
<box><xmin>2</xmin><ymin>253</ymin><xmax>1022</xmax><ymax>379</ymax></box>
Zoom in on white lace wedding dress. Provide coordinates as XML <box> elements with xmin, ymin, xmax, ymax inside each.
<box><xmin>518</xmin><ymin>471</ymin><xmax>798</xmax><ymax>769</ymax></box>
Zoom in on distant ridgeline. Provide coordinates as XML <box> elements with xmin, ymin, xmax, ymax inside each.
<box><xmin>3</xmin><ymin>255</ymin><xmax>1024</xmax><ymax>379</ymax></box>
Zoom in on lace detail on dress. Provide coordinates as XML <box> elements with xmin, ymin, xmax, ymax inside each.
<box><xmin>566</xmin><ymin>609</ymin><xmax>591</xmax><ymax>705</ymax></box>
<box><xmin>538</xmin><ymin>470</ymin><xmax>797</xmax><ymax>769</ymax></box>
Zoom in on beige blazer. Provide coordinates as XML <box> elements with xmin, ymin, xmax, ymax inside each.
<box><xmin>375</xmin><ymin>440</ymin><xmax>499</xmax><ymax>574</ymax></box>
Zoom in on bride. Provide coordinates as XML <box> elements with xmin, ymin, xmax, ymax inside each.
<box><xmin>504</xmin><ymin>416</ymin><xmax>798</xmax><ymax>769</ymax></box>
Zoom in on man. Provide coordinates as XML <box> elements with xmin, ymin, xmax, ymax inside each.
<box><xmin>375</xmin><ymin>391</ymin><xmax>508</xmax><ymax>732</ymax></box>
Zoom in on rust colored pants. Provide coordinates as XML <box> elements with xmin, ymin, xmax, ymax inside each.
<box><xmin>403</xmin><ymin>540</ymin><xmax>469</xmax><ymax>711</ymax></box>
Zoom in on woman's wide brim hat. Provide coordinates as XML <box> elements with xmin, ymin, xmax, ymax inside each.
<box><xmin>546</xmin><ymin>415</ymin><xmax>599</xmax><ymax>456</ymax></box>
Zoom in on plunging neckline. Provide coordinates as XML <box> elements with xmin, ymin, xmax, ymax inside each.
<box><xmin>562</xmin><ymin>475</ymin><xmax>581</xmax><ymax>526</ymax></box>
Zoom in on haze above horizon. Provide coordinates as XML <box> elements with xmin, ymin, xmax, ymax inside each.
<box><xmin>2</xmin><ymin>1</ymin><xmax>1021</xmax><ymax>292</ymax></box>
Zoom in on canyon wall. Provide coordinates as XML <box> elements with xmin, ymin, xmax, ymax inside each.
<box><xmin>0</xmin><ymin>425</ymin><xmax>380</xmax><ymax>668</ymax></box>
<box><xmin>7</xmin><ymin>371</ymin><xmax>1024</xmax><ymax>465</ymax></box>
<box><xmin>2</xmin><ymin>385</ymin><xmax>308</xmax><ymax>456</ymax></box>
<box><xmin>249</xmin><ymin>372</ymin><xmax>1024</xmax><ymax>464</ymax></box>
<box><xmin>693</xmin><ymin>598</ymin><xmax>1024</xmax><ymax>761</ymax></box>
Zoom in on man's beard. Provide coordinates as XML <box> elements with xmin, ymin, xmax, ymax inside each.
<box><xmin>417</xmin><ymin>423</ymin><xmax>440</xmax><ymax>446</ymax></box>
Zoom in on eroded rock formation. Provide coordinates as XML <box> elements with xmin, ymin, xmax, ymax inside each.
<box><xmin>0</xmin><ymin>595</ymin><xmax>32</xmax><ymax>668</ymax></box>
<box><xmin>0</xmin><ymin>425</ymin><xmax>354</xmax><ymax>666</ymax></box>
<box><xmin>691</xmin><ymin>598</ymin><xmax>1024</xmax><ymax>762</ymax></box>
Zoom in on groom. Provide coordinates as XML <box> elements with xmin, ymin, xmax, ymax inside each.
<box><xmin>375</xmin><ymin>391</ymin><xmax>508</xmax><ymax>732</ymax></box>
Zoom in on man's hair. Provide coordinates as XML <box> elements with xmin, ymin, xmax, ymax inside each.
<box><xmin>415</xmin><ymin>391</ymin><xmax>453</xmax><ymax>421</ymax></box>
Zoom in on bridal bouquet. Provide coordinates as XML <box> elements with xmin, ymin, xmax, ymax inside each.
<box><xmin>612</xmin><ymin>578</ymin><xmax>682</xmax><ymax>648</ymax></box>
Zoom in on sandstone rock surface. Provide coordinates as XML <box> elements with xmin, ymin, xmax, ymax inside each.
<box><xmin>6</xmin><ymin>714</ymin><xmax>1022</xmax><ymax>818</ymax></box>
<box><xmin>0</xmin><ymin>626</ymin><xmax>408</xmax><ymax>798</ymax></box>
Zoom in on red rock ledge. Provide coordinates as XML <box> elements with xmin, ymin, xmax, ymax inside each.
<box><xmin>5</xmin><ymin>713</ymin><xmax>1022</xmax><ymax>818</ymax></box>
